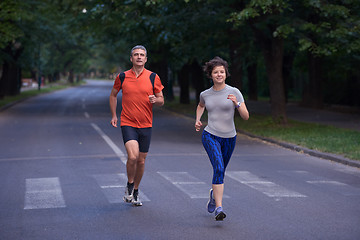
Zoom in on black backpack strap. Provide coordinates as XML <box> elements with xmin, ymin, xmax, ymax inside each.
<box><xmin>149</xmin><ymin>72</ymin><xmax>156</xmax><ymax>93</ymax></box>
<box><xmin>119</xmin><ymin>72</ymin><xmax>125</xmax><ymax>86</ymax></box>
<box><xmin>119</xmin><ymin>71</ymin><xmax>156</xmax><ymax>92</ymax></box>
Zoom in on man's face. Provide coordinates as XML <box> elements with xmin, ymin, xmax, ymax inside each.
<box><xmin>130</xmin><ymin>49</ymin><xmax>147</xmax><ymax>67</ymax></box>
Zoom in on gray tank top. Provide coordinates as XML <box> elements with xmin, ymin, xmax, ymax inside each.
<box><xmin>199</xmin><ymin>84</ymin><xmax>244</xmax><ymax>138</ymax></box>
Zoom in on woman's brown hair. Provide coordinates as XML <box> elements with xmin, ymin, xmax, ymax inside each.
<box><xmin>203</xmin><ymin>56</ymin><xmax>230</xmax><ymax>79</ymax></box>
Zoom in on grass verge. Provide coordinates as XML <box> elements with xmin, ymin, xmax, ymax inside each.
<box><xmin>164</xmin><ymin>99</ymin><xmax>360</xmax><ymax>161</ymax></box>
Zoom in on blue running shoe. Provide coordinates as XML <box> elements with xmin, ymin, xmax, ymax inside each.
<box><xmin>215</xmin><ymin>206</ymin><xmax>226</xmax><ymax>221</ymax></box>
<box><xmin>207</xmin><ymin>189</ymin><xmax>216</xmax><ymax>213</ymax></box>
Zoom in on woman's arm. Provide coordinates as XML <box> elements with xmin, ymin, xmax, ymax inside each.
<box><xmin>195</xmin><ymin>103</ymin><xmax>205</xmax><ymax>131</ymax></box>
<box><xmin>228</xmin><ymin>94</ymin><xmax>249</xmax><ymax>120</ymax></box>
<box><xmin>236</xmin><ymin>102</ymin><xmax>249</xmax><ymax>120</ymax></box>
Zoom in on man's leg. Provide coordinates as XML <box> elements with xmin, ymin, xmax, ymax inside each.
<box><xmin>134</xmin><ymin>152</ymin><xmax>147</xmax><ymax>189</ymax></box>
<box><xmin>124</xmin><ymin>140</ymin><xmax>148</xmax><ymax>187</ymax></box>
<box><xmin>124</xmin><ymin>140</ymin><xmax>148</xmax><ymax>206</ymax></box>
<box><xmin>124</xmin><ymin>140</ymin><xmax>140</xmax><ymax>184</ymax></box>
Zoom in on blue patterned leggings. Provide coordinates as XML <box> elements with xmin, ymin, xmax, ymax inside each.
<box><xmin>202</xmin><ymin>130</ymin><xmax>236</xmax><ymax>184</ymax></box>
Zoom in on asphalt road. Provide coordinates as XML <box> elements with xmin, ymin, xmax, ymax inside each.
<box><xmin>0</xmin><ymin>80</ymin><xmax>360</xmax><ymax>240</ymax></box>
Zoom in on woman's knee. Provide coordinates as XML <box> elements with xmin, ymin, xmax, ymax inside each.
<box><xmin>213</xmin><ymin>168</ymin><xmax>225</xmax><ymax>184</ymax></box>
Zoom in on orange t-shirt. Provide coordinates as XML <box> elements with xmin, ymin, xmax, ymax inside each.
<box><xmin>113</xmin><ymin>68</ymin><xmax>164</xmax><ymax>128</ymax></box>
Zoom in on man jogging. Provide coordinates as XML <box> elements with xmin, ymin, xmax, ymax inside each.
<box><xmin>109</xmin><ymin>45</ymin><xmax>164</xmax><ymax>206</ymax></box>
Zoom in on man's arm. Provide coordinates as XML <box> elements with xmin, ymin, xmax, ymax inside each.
<box><xmin>149</xmin><ymin>91</ymin><xmax>164</xmax><ymax>106</ymax></box>
<box><xmin>109</xmin><ymin>88</ymin><xmax>119</xmax><ymax>127</ymax></box>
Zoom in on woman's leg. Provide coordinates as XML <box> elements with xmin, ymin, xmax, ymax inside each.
<box><xmin>221</xmin><ymin>135</ymin><xmax>237</xmax><ymax>170</ymax></box>
<box><xmin>202</xmin><ymin>131</ymin><xmax>225</xmax><ymax>208</ymax></box>
<box><xmin>212</xmin><ymin>183</ymin><xmax>224</xmax><ymax>208</ymax></box>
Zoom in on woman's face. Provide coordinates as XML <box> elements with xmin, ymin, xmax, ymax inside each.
<box><xmin>211</xmin><ymin>65</ymin><xmax>226</xmax><ymax>84</ymax></box>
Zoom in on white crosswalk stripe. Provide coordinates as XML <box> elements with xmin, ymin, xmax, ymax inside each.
<box><xmin>279</xmin><ymin>170</ymin><xmax>360</xmax><ymax>196</ymax></box>
<box><xmin>306</xmin><ymin>180</ymin><xmax>360</xmax><ymax>196</ymax></box>
<box><xmin>24</xmin><ymin>177</ymin><xmax>66</xmax><ymax>210</ymax></box>
<box><xmin>158</xmin><ymin>171</ymin><xmax>229</xmax><ymax>199</ymax></box>
<box><xmin>22</xmin><ymin>170</ymin><xmax>359</xmax><ymax>210</ymax></box>
<box><xmin>227</xmin><ymin>171</ymin><xmax>307</xmax><ymax>199</ymax></box>
<box><xmin>92</xmin><ymin>173</ymin><xmax>150</xmax><ymax>203</ymax></box>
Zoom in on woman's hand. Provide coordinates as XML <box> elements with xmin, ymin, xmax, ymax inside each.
<box><xmin>227</xmin><ymin>94</ymin><xmax>237</xmax><ymax>105</ymax></box>
<box><xmin>195</xmin><ymin>120</ymin><xmax>202</xmax><ymax>131</ymax></box>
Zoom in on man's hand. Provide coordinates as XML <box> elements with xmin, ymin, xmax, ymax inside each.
<box><xmin>149</xmin><ymin>95</ymin><xmax>157</xmax><ymax>104</ymax></box>
<box><xmin>110</xmin><ymin>117</ymin><xmax>118</xmax><ymax>128</ymax></box>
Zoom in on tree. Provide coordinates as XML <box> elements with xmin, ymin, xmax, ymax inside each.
<box><xmin>229</xmin><ymin>0</ymin><xmax>293</xmax><ymax>124</ymax></box>
<box><xmin>296</xmin><ymin>0</ymin><xmax>360</xmax><ymax>108</ymax></box>
<box><xmin>0</xmin><ymin>0</ymin><xmax>27</xmax><ymax>97</ymax></box>
<box><xmin>0</xmin><ymin>0</ymin><xmax>96</xmax><ymax>99</ymax></box>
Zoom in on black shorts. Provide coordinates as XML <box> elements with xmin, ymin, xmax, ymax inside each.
<box><xmin>121</xmin><ymin>126</ymin><xmax>152</xmax><ymax>153</ymax></box>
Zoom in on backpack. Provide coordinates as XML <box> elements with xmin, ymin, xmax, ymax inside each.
<box><xmin>119</xmin><ymin>72</ymin><xmax>157</xmax><ymax>94</ymax></box>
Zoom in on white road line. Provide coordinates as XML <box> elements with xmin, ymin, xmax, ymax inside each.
<box><xmin>227</xmin><ymin>171</ymin><xmax>307</xmax><ymax>199</ymax></box>
<box><xmin>84</xmin><ymin>112</ymin><xmax>90</xmax><ymax>118</ymax></box>
<box><xmin>158</xmin><ymin>172</ymin><xmax>229</xmax><ymax>199</ymax></box>
<box><xmin>0</xmin><ymin>154</ymin><xmax>116</xmax><ymax>162</ymax></box>
<box><xmin>93</xmin><ymin>173</ymin><xmax>150</xmax><ymax>203</ymax></box>
<box><xmin>91</xmin><ymin>123</ymin><xmax>127</xmax><ymax>164</ymax></box>
<box><xmin>307</xmin><ymin>180</ymin><xmax>348</xmax><ymax>185</ymax></box>
<box><xmin>24</xmin><ymin>177</ymin><xmax>66</xmax><ymax>210</ymax></box>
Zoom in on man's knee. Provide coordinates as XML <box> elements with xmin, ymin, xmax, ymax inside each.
<box><xmin>137</xmin><ymin>155</ymin><xmax>146</xmax><ymax>164</ymax></box>
<box><xmin>127</xmin><ymin>153</ymin><xmax>139</xmax><ymax>166</ymax></box>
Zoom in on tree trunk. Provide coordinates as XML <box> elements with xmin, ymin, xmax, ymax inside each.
<box><xmin>0</xmin><ymin>60</ymin><xmax>21</xmax><ymax>97</ymax></box>
<box><xmin>190</xmin><ymin>60</ymin><xmax>204</xmax><ymax>104</ymax></box>
<box><xmin>228</xmin><ymin>30</ymin><xmax>243</xmax><ymax>90</ymax></box>
<box><xmin>0</xmin><ymin>44</ymin><xmax>23</xmax><ymax>98</ymax></box>
<box><xmin>348</xmin><ymin>68</ymin><xmax>360</xmax><ymax>106</ymax></box>
<box><xmin>263</xmin><ymin>37</ymin><xmax>287</xmax><ymax>124</ymax></box>
<box><xmin>302</xmin><ymin>53</ymin><xmax>323</xmax><ymax>108</ymax></box>
<box><xmin>68</xmin><ymin>69</ymin><xmax>74</xmax><ymax>83</ymax></box>
<box><xmin>178</xmin><ymin>64</ymin><xmax>190</xmax><ymax>104</ymax></box>
<box><xmin>247</xmin><ymin>61</ymin><xmax>258</xmax><ymax>100</ymax></box>
<box><xmin>283</xmin><ymin>54</ymin><xmax>294</xmax><ymax>103</ymax></box>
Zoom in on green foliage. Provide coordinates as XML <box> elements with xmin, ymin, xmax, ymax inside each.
<box><xmin>297</xmin><ymin>1</ymin><xmax>360</xmax><ymax>57</ymax></box>
<box><xmin>273</xmin><ymin>24</ymin><xmax>295</xmax><ymax>38</ymax></box>
<box><xmin>0</xmin><ymin>0</ymin><xmax>26</xmax><ymax>49</ymax></box>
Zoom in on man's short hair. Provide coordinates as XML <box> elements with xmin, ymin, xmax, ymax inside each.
<box><xmin>131</xmin><ymin>45</ymin><xmax>147</xmax><ymax>56</ymax></box>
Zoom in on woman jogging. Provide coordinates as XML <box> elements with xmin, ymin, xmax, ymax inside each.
<box><xmin>195</xmin><ymin>56</ymin><xmax>249</xmax><ymax>221</ymax></box>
